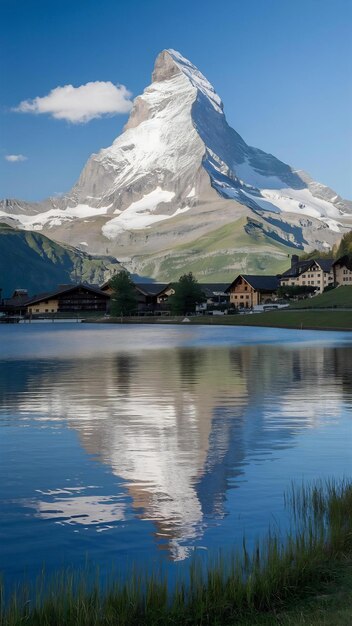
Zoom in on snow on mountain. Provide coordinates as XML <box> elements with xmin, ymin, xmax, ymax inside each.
<box><xmin>102</xmin><ymin>187</ymin><xmax>191</xmax><ymax>238</ymax></box>
<box><xmin>1</xmin><ymin>49</ymin><xmax>351</xmax><ymax>281</ymax></box>
<box><xmin>0</xmin><ymin>203</ymin><xmax>113</xmax><ymax>230</ymax></box>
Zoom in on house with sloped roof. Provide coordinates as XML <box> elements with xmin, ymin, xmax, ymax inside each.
<box><xmin>194</xmin><ymin>284</ymin><xmax>230</xmax><ymax>312</ymax></box>
<box><xmin>333</xmin><ymin>255</ymin><xmax>352</xmax><ymax>286</ymax></box>
<box><xmin>133</xmin><ymin>283</ymin><xmax>174</xmax><ymax>311</ymax></box>
<box><xmin>225</xmin><ymin>275</ymin><xmax>280</xmax><ymax>309</ymax></box>
<box><xmin>199</xmin><ymin>284</ymin><xmax>230</xmax><ymax>301</ymax></box>
<box><xmin>279</xmin><ymin>255</ymin><xmax>334</xmax><ymax>293</ymax></box>
<box><xmin>0</xmin><ymin>289</ymin><xmax>32</xmax><ymax>318</ymax></box>
<box><xmin>26</xmin><ymin>284</ymin><xmax>110</xmax><ymax>316</ymax></box>
<box><xmin>101</xmin><ymin>279</ymin><xmax>174</xmax><ymax>312</ymax></box>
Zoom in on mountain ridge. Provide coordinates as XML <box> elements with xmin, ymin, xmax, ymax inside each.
<box><xmin>0</xmin><ymin>223</ymin><xmax>121</xmax><ymax>296</ymax></box>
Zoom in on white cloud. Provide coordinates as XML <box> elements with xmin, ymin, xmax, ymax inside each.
<box><xmin>14</xmin><ymin>81</ymin><xmax>133</xmax><ymax>124</ymax></box>
<box><xmin>5</xmin><ymin>154</ymin><xmax>27</xmax><ymax>162</ymax></box>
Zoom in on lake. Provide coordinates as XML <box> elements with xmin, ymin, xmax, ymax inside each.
<box><xmin>0</xmin><ymin>323</ymin><xmax>351</xmax><ymax>590</ymax></box>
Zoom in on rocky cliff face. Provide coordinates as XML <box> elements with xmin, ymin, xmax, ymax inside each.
<box><xmin>1</xmin><ymin>49</ymin><xmax>351</xmax><ymax>281</ymax></box>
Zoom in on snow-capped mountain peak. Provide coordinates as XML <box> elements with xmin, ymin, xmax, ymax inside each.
<box><xmin>1</xmin><ymin>49</ymin><xmax>351</xmax><ymax>282</ymax></box>
<box><xmin>161</xmin><ymin>49</ymin><xmax>224</xmax><ymax>114</ymax></box>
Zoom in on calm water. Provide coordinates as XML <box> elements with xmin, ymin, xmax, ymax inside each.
<box><xmin>0</xmin><ymin>323</ymin><xmax>351</xmax><ymax>589</ymax></box>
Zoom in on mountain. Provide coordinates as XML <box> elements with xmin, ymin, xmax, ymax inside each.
<box><xmin>0</xmin><ymin>223</ymin><xmax>120</xmax><ymax>296</ymax></box>
<box><xmin>1</xmin><ymin>49</ymin><xmax>351</xmax><ymax>282</ymax></box>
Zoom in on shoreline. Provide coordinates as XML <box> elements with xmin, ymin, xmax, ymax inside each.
<box><xmin>83</xmin><ymin>310</ymin><xmax>352</xmax><ymax>332</ymax></box>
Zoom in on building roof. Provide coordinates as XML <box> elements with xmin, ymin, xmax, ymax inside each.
<box><xmin>316</xmin><ymin>258</ymin><xmax>334</xmax><ymax>272</ymax></box>
<box><xmin>26</xmin><ymin>283</ymin><xmax>109</xmax><ymax>306</ymax></box>
<box><xmin>226</xmin><ymin>275</ymin><xmax>280</xmax><ymax>293</ymax></box>
<box><xmin>333</xmin><ymin>255</ymin><xmax>352</xmax><ymax>271</ymax></box>
<box><xmin>100</xmin><ymin>279</ymin><xmax>171</xmax><ymax>296</ymax></box>
<box><xmin>199</xmin><ymin>283</ymin><xmax>230</xmax><ymax>297</ymax></box>
<box><xmin>135</xmin><ymin>283</ymin><xmax>171</xmax><ymax>296</ymax></box>
<box><xmin>2</xmin><ymin>294</ymin><xmax>33</xmax><ymax>308</ymax></box>
<box><xmin>280</xmin><ymin>258</ymin><xmax>334</xmax><ymax>279</ymax></box>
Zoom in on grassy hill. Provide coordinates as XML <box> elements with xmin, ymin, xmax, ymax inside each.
<box><xmin>0</xmin><ymin>223</ymin><xmax>120</xmax><ymax>296</ymax></box>
<box><xmin>288</xmin><ymin>286</ymin><xmax>352</xmax><ymax>309</ymax></box>
<box><xmin>139</xmin><ymin>217</ymin><xmax>295</xmax><ymax>282</ymax></box>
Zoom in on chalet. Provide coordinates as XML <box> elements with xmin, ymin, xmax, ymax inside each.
<box><xmin>134</xmin><ymin>283</ymin><xmax>174</xmax><ymax>311</ymax></box>
<box><xmin>225</xmin><ymin>275</ymin><xmax>279</xmax><ymax>309</ymax></box>
<box><xmin>0</xmin><ymin>289</ymin><xmax>31</xmax><ymax>318</ymax></box>
<box><xmin>101</xmin><ymin>280</ymin><xmax>174</xmax><ymax>313</ymax></box>
<box><xmin>279</xmin><ymin>255</ymin><xmax>334</xmax><ymax>294</ymax></box>
<box><xmin>26</xmin><ymin>284</ymin><xmax>110</xmax><ymax>315</ymax></box>
<box><xmin>200</xmin><ymin>284</ymin><xmax>230</xmax><ymax>304</ymax></box>
<box><xmin>195</xmin><ymin>284</ymin><xmax>230</xmax><ymax>311</ymax></box>
<box><xmin>333</xmin><ymin>255</ymin><xmax>352</xmax><ymax>286</ymax></box>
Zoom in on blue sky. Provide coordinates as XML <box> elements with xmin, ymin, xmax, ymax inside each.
<box><xmin>1</xmin><ymin>0</ymin><xmax>351</xmax><ymax>201</ymax></box>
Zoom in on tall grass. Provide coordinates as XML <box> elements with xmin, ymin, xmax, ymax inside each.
<box><xmin>1</xmin><ymin>479</ymin><xmax>352</xmax><ymax>625</ymax></box>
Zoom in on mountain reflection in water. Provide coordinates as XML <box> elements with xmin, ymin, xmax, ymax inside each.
<box><xmin>1</xmin><ymin>325</ymin><xmax>351</xmax><ymax>564</ymax></box>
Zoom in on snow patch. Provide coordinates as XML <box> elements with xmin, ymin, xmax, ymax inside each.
<box><xmin>0</xmin><ymin>204</ymin><xmax>111</xmax><ymax>230</ymax></box>
<box><xmin>102</xmin><ymin>187</ymin><xmax>179</xmax><ymax>239</ymax></box>
<box><xmin>321</xmin><ymin>218</ymin><xmax>341</xmax><ymax>233</ymax></box>
<box><xmin>186</xmin><ymin>187</ymin><xmax>196</xmax><ymax>198</ymax></box>
<box><xmin>261</xmin><ymin>188</ymin><xmax>343</xmax><ymax>220</ymax></box>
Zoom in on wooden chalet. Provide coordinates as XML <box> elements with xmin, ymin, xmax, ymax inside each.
<box><xmin>225</xmin><ymin>275</ymin><xmax>279</xmax><ymax>309</ymax></box>
<box><xmin>195</xmin><ymin>284</ymin><xmax>230</xmax><ymax>312</ymax></box>
<box><xmin>199</xmin><ymin>284</ymin><xmax>230</xmax><ymax>304</ymax></box>
<box><xmin>26</xmin><ymin>284</ymin><xmax>110</xmax><ymax>315</ymax></box>
<box><xmin>101</xmin><ymin>279</ymin><xmax>174</xmax><ymax>312</ymax></box>
<box><xmin>133</xmin><ymin>283</ymin><xmax>174</xmax><ymax>311</ymax></box>
<box><xmin>0</xmin><ymin>289</ymin><xmax>31</xmax><ymax>319</ymax></box>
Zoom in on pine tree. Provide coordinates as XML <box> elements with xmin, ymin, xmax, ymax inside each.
<box><xmin>336</xmin><ymin>231</ymin><xmax>352</xmax><ymax>258</ymax></box>
<box><xmin>169</xmin><ymin>272</ymin><xmax>205</xmax><ymax>315</ymax></box>
<box><xmin>109</xmin><ymin>271</ymin><xmax>137</xmax><ymax>316</ymax></box>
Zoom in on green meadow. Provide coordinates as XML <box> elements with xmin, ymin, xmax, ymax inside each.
<box><xmin>288</xmin><ymin>286</ymin><xmax>352</xmax><ymax>309</ymax></box>
<box><xmin>192</xmin><ymin>310</ymin><xmax>352</xmax><ymax>330</ymax></box>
